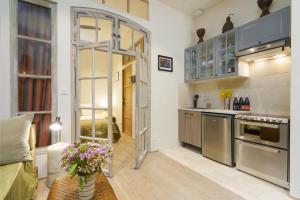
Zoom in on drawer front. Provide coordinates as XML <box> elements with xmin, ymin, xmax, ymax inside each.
<box><xmin>235</xmin><ymin>140</ymin><xmax>288</xmax><ymax>188</ymax></box>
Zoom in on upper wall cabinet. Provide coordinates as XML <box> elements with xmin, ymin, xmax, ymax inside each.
<box><xmin>198</xmin><ymin>39</ymin><xmax>215</xmax><ymax>80</ymax></box>
<box><xmin>215</xmin><ymin>29</ymin><xmax>238</xmax><ymax>77</ymax></box>
<box><xmin>185</xmin><ymin>45</ymin><xmax>198</xmax><ymax>81</ymax></box>
<box><xmin>184</xmin><ymin>28</ymin><xmax>249</xmax><ymax>82</ymax></box>
<box><xmin>238</xmin><ymin>7</ymin><xmax>290</xmax><ymax>51</ymax></box>
<box><xmin>184</xmin><ymin>39</ymin><xmax>215</xmax><ymax>82</ymax></box>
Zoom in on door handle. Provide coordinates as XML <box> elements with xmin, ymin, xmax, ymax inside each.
<box><xmin>240</xmin><ymin>121</ymin><xmax>279</xmax><ymax>129</ymax></box>
<box><xmin>238</xmin><ymin>140</ymin><xmax>280</xmax><ymax>154</ymax></box>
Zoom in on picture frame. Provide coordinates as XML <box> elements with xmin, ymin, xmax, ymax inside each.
<box><xmin>158</xmin><ymin>55</ymin><xmax>173</xmax><ymax>72</ymax></box>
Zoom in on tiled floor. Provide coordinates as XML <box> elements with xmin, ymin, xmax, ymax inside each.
<box><xmin>161</xmin><ymin>145</ymin><xmax>294</xmax><ymax>200</ymax></box>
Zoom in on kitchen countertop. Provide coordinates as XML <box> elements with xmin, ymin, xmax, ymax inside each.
<box><xmin>179</xmin><ymin>108</ymin><xmax>251</xmax><ymax>115</ymax></box>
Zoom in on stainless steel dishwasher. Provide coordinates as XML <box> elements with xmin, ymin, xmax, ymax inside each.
<box><xmin>202</xmin><ymin>113</ymin><xmax>234</xmax><ymax>166</ymax></box>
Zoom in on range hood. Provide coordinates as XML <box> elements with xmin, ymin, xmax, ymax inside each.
<box><xmin>236</xmin><ymin>39</ymin><xmax>291</xmax><ymax>62</ymax></box>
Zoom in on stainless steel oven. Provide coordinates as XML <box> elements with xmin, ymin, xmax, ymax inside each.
<box><xmin>235</xmin><ymin>119</ymin><xmax>288</xmax><ymax>149</ymax></box>
<box><xmin>234</xmin><ymin>114</ymin><xmax>289</xmax><ymax>189</ymax></box>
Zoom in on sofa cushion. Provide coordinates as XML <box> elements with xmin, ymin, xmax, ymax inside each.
<box><xmin>0</xmin><ymin>114</ymin><xmax>34</xmax><ymax>165</ymax></box>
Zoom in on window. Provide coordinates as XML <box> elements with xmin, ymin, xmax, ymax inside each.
<box><xmin>78</xmin><ymin>13</ymin><xmax>146</xmax><ymax>54</ymax></box>
<box><xmin>96</xmin><ymin>0</ymin><xmax>149</xmax><ymax>20</ymax></box>
<box><xmin>12</xmin><ymin>0</ymin><xmax>57</xmax><ymax>147</ymax></box>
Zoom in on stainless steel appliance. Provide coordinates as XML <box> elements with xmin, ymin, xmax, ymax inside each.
<box><xmin>235</xmin><ymin>114</ymin><xmax>289</xmax><ymax>188</ymax></box>
<box><xmin>202</xmin><ymin>113</ymin><xmax>234</xmax><ymax>166</ymax></box>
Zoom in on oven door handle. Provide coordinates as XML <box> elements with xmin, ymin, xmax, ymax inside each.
<box><xmin>238</xmin><ymin>140</ymin><xmax>280</xmax><ymax>154</ymax></box>
<box><xmin>240</xmin><ymin>121</ymin><xmax>280</xmax><ymax>129</ymax></box>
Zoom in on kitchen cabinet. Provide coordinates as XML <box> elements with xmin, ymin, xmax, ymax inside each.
<box><xmin>184</xmin><ymin>29</ymin><xmax>249</xmax><ymax>82</ymax></box>
<box><xmin>184</xmin><ymin>45</ymin><xmax>198</xmax><ymax>81</ymax></box>
<box><xmin>215</xmin><ymin>29</ymin><xmax>238</xmax><ymax>77</ymax></box>
<box><xmin>178</xmin><ymin>110</ymin><xmax>201</xmax><ymax>148</ymax></box>
<box><xmin>198</xmin><ymin>38</ymin><xmax>215</xmax><ymax>79</ymax></box>
<box><xmin>238</xmin><ymin>7</ymin><xmax>290</xmax><ymax>51</ymax></box>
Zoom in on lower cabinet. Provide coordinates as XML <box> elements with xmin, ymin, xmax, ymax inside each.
<box><xmin>178</xmin><ymin>110</ymin><xmax>201</xmax><ymax>148</ymax></box>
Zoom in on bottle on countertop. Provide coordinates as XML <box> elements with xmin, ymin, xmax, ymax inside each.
<box><xmin>239</xmin><ymin>97</ymin><xmax>244</xmax><ymax>111</ymax></box>
<box><xmin>233</xmin><ymin>96</ymin><xmax>239</xmax><ymax>110</ymax></box>
<box><xmin>244</xmin><ymin>97</ymin><xmax>251</xmax><ymax>111</ymax></box>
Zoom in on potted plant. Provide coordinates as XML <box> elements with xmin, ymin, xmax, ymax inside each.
<box><xmin>61</xmin><ymin>141</ymin><xmax>112</xmax><ymax>200</ymax></box>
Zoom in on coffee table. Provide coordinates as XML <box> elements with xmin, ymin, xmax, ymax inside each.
<box><xmin>47</xmin><ymin>174</ymin><xmax>117</xmax><ymax>200</ymax></box>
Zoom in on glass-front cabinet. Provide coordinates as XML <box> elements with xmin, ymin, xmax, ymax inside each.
<box><xmin>184</xmin><ymin>46</ymin><xmax>198</xmax><ymax>81</ymax></box>
<box><xmin>199</xmin><ymin>39</ymin><xmax>215</xmax><ymax>79</ymax></box>
<box><xmin>184</xmin><ymin>28</ymin><xmax>246</xmax><ymax>83</ymax></box>
<box><xmin>184</xmin><ymin>39</ymin><xmax>215</xmax><ymax>82</ymax></box>
<box><xmin>215</xmin><ymin>29</ymin><xmax>238</xmax><ymax>77</ymax></box>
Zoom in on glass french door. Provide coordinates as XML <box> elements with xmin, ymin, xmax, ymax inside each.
<box><xmin>75</xmin><ymin>41</ymin><xmax>113</xmax><ymax>176</ymax></box>
<box><xmin>134</xmin><ymin>47</ymin><xmax>149</xmax><ymax>169</ymax></box>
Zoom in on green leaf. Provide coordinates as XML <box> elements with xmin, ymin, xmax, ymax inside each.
<box><xmin>68</xmin><ymin>163</ymin><xmax>77</xmax><ymax>175</ymax></box>
<box><xmin>79</xmin><ymin>144</ymin><xmax>87</xmax><ymax>153</ymax></box>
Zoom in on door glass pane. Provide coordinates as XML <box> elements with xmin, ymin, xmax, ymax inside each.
<box><xmin>80</xmin><ymin>80</ymin><xmax>92</xmax><ymax>107</ymax></box>
<box><xmin>218</xmin><ymin>60</ymin><xmax>226</xmax><ymax>75</ymax></box>
<box><xmin>218</xmin><ymin>35</ymin><xmax>226</xmax><ymax>49</ymax></box>
<box><xmin>95</xmin><ymin>49</ymin><xmax>108</xmax><ymax>77</ymax></box>
<box><xmin>33</xmin><ymin>114</ymin><xmax>52</xmax><ymax>147</ymax></box>
<box><xmin>95</xmin><ymin>79</ymin><xmax>108</xmax><ymax>108</ymax></box>
<box><xmin>18</xmin><ymin>38</ymin><xmax>51</xmax><ymax>76</ymax></box>
<box><xmin>227</xmin><ymin>32</ymin><xmax>235</xmax><ymax>47</ymax></box>
<box><xmin>129</xmin><ymin>0</ymin><xmax>148</xmax><ymax>20</ymax></box>
<box><xmin>104</xmin><ymin>0</ymin><xmax>128</xmax><ymax>13</ymax></box>
<box><xmin>98</xmin><ymin>18</ymin><xmax>113</xmax><ymax>42</ymax></box>
<box><xmin>18</xmin><ymin>78</ymin><xmax>52</xmax><ymax>112</ymax></box>
<box><xmin>80</xmin><ymin>109</ymin><xmax>93</xmax><ymax>138</ymax></box>
<box><xmin>18</xmin><ymin>1</ymin><xmax>51</xmax><ymax>40</ymax></box>
<box><xmin>133</xmin><ymin>29</ymin><xmax>144</xmax><ymax>53</ymax></box>
<box><xmin>95</xmin><ymin>110</ymin><xmax>108</xmax><ymax>139</ymax></box>
<box><xmin>120</xmin><ymin>23</ymin><xmax>133</xmax><ymax>51</ymax></box>
<box><xmin>227</xmin><ymin>59</ymin><xmax>236</xmax><ymax>73</ymax></box>
<box><xmin>200</xmin><ymin>45</ymin><xmax>206</xmax><ymax>77</ymax></box>
<box><xmin>79</xmin><ymin>48</ymin><xmax>92</xmax><ymax>78</ymax></box>
<box><xmin>80</xmin><ymin>16</ymin><xmax>96</xmax><ymax>42</ymax></box>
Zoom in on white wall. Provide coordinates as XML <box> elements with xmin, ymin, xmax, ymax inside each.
<box><xmin>194</xmin><ymin>0</ymin><xmax>290</xmax><ymax>41</ymax></box>
<box><xmin>0</xmin><ymin>0</ymin><xmax>194</xmax><ymax>153</ymax></box>
<box><xmin>290</xmin><ymin>0</ymin><xmax>300</xmax><ymax>198</ymax></box>
<box><xmin>0</xmin><ymin>0</ymin><xmax>11</xmax><ymax>118</ymax></box>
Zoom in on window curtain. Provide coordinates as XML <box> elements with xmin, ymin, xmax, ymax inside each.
<box><xmin>17</xmin><ymin>1</ymin><xmax>52</xmax><ymax>147</ymax></box>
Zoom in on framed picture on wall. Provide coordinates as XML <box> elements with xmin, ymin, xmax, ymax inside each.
<box><xmin>158</xmin><ymin>55</ymin><xmax>173</xmax><ymax>72</ymax></box>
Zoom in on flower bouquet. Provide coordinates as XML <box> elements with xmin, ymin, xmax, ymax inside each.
<box><xmin>220</xmin><ymin>88</ymin><xmax>233</xmax><ymax>110</ymax></box>
<box><xmin>61</xmin><ymin>142</ymin><xmax>112</xmax><ymax>199</ymax></box>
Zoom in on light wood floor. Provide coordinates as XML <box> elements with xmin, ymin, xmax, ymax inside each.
<box><xmin>34</xmin><ymin>134</ymin><xmax>244</xmax><ymax>200</ymax></box>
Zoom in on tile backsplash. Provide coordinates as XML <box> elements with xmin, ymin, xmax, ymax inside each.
<box><xmin>179</xmin><ymin>56</ymin><xmax>291</xmax><ymax>116</ymax></box>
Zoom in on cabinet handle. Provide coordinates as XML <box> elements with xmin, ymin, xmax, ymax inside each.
<box><xmin>238</xmin><ymin>140</ymin><xmax>280</xmax><ymax>154</ymax></box>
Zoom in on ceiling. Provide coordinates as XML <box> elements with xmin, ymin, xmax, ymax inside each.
<box><xmin>158</xmin><ymin>0</ymin><xmax>224</xmax><ymax>16</ymax></box>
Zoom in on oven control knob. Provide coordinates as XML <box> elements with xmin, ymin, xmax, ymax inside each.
<box><xmin>266</xmin><ymin>118</ymin><xmax>270</xmax><ymax>122</ymax></box>
<box><xmin>277</xmin><ymin>119</ymin><xmax>283</xmax><ymax>123</ymax></box>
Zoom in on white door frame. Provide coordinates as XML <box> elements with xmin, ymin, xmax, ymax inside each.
<box><xmin>71</xmin><ymin>8</ymin><xmax>152</xmax><ymax>170</ymax></box>
<box><xmin>134</xmin><ymin>47</ymin><xmax>149</xmax><ymax>169</ymax></box>
<box><xmin>75</xmin><ymin>41</ymin><xmax>113</xmax><ymax>177</ymax></box>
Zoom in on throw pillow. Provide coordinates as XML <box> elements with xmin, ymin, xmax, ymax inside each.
<box><xmin>0</xmin><ymin>114</ymin><xmax>34</xmax><ymax>165</ymax></box>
